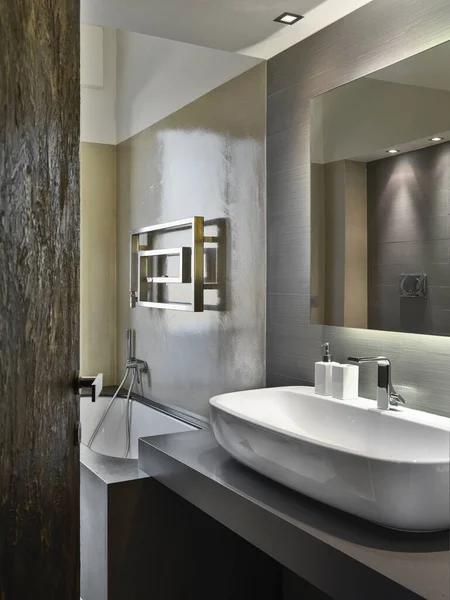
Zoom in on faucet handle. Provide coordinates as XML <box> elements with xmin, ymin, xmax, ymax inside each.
<box><xmin>348</xmin><ymin>356</ymin><xmax>390</xmax><ymax>366</ymax></box>
<box><xmin>390</xmin><ymin>392</ymin><xmax>406</xmax><ymax>407</ymax></box>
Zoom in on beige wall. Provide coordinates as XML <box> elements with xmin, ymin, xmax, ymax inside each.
<box><xmin>310</xmin><ymin>163</ymin><xmax>326</xmax><ymax>325</ymax></box>
<box><xmin>344</xmin><ymin>160</ymin><xmax>367</xmax><ymax>329</ymax></box>
<box><xmin>324</xmin><ymin>161</ymin><xmax>346</xmax><ymax>326</ymax></box>
<box><xmin>80</xmin><ymin>142</ymin><xmax>117</xmax><ymax>385</ymax></box>
<box><xmin>322</xmin><ymin>160</ymin><xmax>367</xmax><ymax>328</ymax></box>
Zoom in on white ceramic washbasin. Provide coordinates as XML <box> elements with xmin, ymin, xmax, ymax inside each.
<box><xmin>210</xmin><ymin>386</ymin><xmax>450</xmax><ymax>531</ymax></box>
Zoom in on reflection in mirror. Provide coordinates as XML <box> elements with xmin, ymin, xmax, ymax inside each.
<box><xmin>311</xmin><ymin>41</ymin><xmax>450</xmax><ymax>336</ymax></box>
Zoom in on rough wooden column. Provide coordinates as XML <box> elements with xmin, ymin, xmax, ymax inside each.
<box><xmin>0</xmin><ymin>0</ymin><xmax>80</xmax><ymax>598</ymax></box>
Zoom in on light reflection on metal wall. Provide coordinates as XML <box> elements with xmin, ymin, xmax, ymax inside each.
<box><xmin>117</xmin><ymin>63</ymin><xmax>267</xmax><ymax>417</ymax></box>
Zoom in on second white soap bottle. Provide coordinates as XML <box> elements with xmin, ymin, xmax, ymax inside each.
<box><xmin>315</xmin><ymin>342</ymin><xmax>339</xmax><ymax>396</ymax></box>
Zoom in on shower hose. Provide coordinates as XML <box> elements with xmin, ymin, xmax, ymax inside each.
<box><xmin>87</xmin><ymin>368</ymin><xmax>138</xmax><ymax>458</ymax></box>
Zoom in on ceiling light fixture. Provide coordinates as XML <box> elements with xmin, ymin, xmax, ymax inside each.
<box><xmin>387</xmin><ymin>149</ymin><xmax>399</xmax><ymax>154</ymax></box>
<box><xmin>274</xmin><ymin>12</ymin><xmax>304</xmax><ymax>25</ymax></box>
<box><xmin>430</xmin><ymin>136</ymin><xmax>444</xmax><ymax>142</ymax></box>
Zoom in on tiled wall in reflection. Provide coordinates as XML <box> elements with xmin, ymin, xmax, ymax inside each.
<box><xmin>368</xmin><ymin>142</ymin><xmax>450</xmax><ymax>335</ymax></box>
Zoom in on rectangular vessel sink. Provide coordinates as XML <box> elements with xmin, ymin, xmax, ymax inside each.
<box><xmin>210</xmin><ymin>387</ymin><xmax>450</xmax><ymax>531</ymax></box>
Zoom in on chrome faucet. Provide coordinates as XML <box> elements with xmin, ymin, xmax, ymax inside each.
<box><xmin>347</xmin><ymin>356</ymin><xmax>405</xmax><ymax>411</ymax></box>
<box><xmin>126</xmin><ymin>329</ymin><xmax>148</xmax><ymax>385</ymax></box>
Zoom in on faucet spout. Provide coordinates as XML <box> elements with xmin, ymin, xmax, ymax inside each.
<box><xmin>347</xmin><ymin>356</ymin><xmax>405</xmax><ymax>410</ymax></box>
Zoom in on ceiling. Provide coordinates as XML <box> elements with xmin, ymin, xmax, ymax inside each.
<box><xmin>368</xmin><ymin>41</ymin><xmax>450</xmax><ymax>92</ymax></box>
<box><xmin>81</xmin><ymin>0</ymin><xmax>373</xmax><ymax>58</ymax></box>
<box><xmin>350</xmin><ymin>132</ymin><xmax>450</xmax><ymax>163</ymax></box>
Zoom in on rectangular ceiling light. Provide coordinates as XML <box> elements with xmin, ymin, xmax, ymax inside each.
<box><xmin>274</xmin><ymin>12</ymin><xmax>304</xmax><ymax>25</ymax></box>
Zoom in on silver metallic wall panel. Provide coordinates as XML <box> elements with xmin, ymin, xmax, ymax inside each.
<box><xmin>117</xmin><ymin>64</ymin><xmax>266</xmax><ymax>417</ymax></box>
<box><xmin>267</xmin><ymin>0</ymin><xmax>450</xmax><ymax>417</ymax></box>
<box><xmin>81</xmin><ymin>463</ymin><xmax>108</xmax><ymax>600</ymax></box>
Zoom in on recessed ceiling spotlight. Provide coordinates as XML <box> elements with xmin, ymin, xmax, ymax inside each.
<box><xmin>430</xmin><ymin>136</ymin><xmax>444</xmax><ymax>142</ymax></box>
<box><xmin>387</xmin><ymin>149</ymin><xmax>399</xmax><ymax>154</ymax></box>
<box><xmin>274</xmin><ymin>12</ymin><xmax>304</xmax><ymax>25</ymax></box>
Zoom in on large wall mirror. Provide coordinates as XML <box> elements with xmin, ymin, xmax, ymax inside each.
<box><xmin>311</xmin><ymin>41</ymin><xmax>450</xmax><ymax>336</ymax></box>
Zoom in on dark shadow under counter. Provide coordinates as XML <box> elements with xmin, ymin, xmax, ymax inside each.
<box><xmin>138</xmin><ymin>429</ymin><xmax>449</xmax><ymax>600</ymax></box>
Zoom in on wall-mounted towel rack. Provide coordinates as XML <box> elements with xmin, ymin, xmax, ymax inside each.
<box><xmin>129</xmin><ymin>216</ymin><xmax>216</xmax><ymax>312</ymax></box>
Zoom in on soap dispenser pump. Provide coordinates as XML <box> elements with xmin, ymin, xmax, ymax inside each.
<box><xmin>315</xmin><ymin>343</ymin><xmax>338</xmax><ymax>396</ymax></box>
<box><xmin>322</xmin><ymin>343</ymin><xmax>332</xmax><ymax>362</ymax></box>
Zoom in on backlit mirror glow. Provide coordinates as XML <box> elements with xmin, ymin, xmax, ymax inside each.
<box><xmin>310</xmin><ymin>40</ymin><xmax>450</xmax><ymax>337</ymax></box>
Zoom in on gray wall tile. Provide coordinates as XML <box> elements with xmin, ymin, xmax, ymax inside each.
<box><xmin>267</xmin><ymin>212</ymin><xmax>310</xmax><ymax>256</ymax></box>
<box><xmin>267</xmin><ymin>125</ymin><xmax>310</xmax><ymax>176</ymax></box>
<box><xmin>268</xmin><ymin>253</ymin><xmax>311</xmax><ymax>295</ymax></box>
<box><xmin>267</xmin><ymin>373</ymin><xmax>314</xmax><ymax>389</ymax></box>
<box><xmin>267</xmin><ymin>167</ymin><xmax>310</xmax><ymax>217</ymax></box>
<box><xmin>268</xmin><ymin>0</ymin><xmax>408</xmax><ymax>99</ymax></box>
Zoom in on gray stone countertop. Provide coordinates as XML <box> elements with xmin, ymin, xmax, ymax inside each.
<box><xmin>139</xmin><ymin>429</ymin><xmax>449</xmax><ymax>600</ymax></box>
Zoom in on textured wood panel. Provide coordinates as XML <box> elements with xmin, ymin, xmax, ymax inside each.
<box><xmin>267</xmin><ymin>0</ymin><xmax>450</xmax><ymax>417</ymax></box>
<box><xmin>108</xmin><ymin>478</ymin><xmax>282</xmax><ymax>600</ymax></box>
<box><xmin>0</xmin><ymin>0</ymin><xmax>80</xmax><ymax>598</ymax></box>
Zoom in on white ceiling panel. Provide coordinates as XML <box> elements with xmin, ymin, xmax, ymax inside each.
<box><xmin>81</xmin><ymin>0</ymin><xmax>327</xmax><ymax>55</ymax></box>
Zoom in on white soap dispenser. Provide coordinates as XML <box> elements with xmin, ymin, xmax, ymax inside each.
<box><xmin>315</xmin><ymin>343</ymin><xmax>338</xmax><ymax>396</ymax></box>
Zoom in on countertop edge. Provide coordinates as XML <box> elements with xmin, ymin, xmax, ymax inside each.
<box><xmin>80</xmin><ymin>443</ymin><xmax>148</xmax><ymax>485</ymax></box>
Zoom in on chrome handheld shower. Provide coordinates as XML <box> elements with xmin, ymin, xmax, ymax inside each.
<box><xmin>87</xmin><ymin>330</ymin><xmax>148</xmax><ymax>457</ymax></box>
<box><xmin>126</xmin><ymin>328</ymin><xmax>133</xmax><ymax>363</ymax></box>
